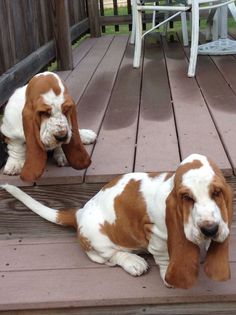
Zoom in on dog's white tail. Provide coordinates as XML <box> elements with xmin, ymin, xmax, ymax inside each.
<box><xmin>1</xmin><ymin>184</ymin><xmax>77</xmax><ymax>228</ymax></box>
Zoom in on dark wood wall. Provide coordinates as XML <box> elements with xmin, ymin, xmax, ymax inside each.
<box><xmin>0</xmin><ymin>0</ymin><xmax>88</xmax><ymax>76</ymax></box>
<box><xmin>0</xmin><ymin>0</ymin><xmax>89</xmax><ymax>108</ymax></box>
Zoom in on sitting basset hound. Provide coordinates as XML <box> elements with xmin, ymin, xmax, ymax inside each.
<box><xmin>0</xmin><ymin>71</ymin><xmax>96</xmax><ymax>182</ymax></box>
<box><xmin>1</xmin><ymin>154</ymin><xmax>233</xmax><ymax>289</ymax></box>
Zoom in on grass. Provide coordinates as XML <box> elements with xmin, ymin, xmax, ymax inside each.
<box><xmin>102</xmin><ymin>5</ymin><xmax>236</xmax><ymax>34</ymax></box>
<box><xmin>48</xmin><ymin>6</ymin><xmax>236</xmax><ymax>71</ymax></box>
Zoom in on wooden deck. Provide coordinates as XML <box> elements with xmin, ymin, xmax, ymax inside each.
<box><xmin>1</xmin><ymin>32</ymin><xmax>236</xmax><ymax>314</ymax></box>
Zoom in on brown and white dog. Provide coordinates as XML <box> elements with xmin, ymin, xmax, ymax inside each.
<box><xmin>0</xmin><ymin>71</ymin><xmax>96</xmax><ymax>182</ymax></box>
<box><xmin>1</xmin><ymin>154</ymin><xmax>233</xmax><ymax>289</ymax></box>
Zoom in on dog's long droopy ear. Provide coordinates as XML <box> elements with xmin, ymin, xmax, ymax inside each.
<box><xmin>62</xmin><ymin>99</ymin><xmax>91</xmax><ymax>170</ymax></box>
<box><xmin>165</xmin><ymin>190</ymin><xmax>200</xmax><ymax>289</ymax></box>
<box><xmin>20</xmin><ymin>101</ymin><xmax>47</xmax><ymax>182</ymax></box>
<box><xmin>204</xmin><ymin>182</ymin><xmax>233</xmax><ymax>281</ymax></box>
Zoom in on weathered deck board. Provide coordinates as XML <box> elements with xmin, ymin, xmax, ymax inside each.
<box><xmin>65</xmin><ymin>35</ymin><xmax>114</xmax><ymax>105</ymax></box>
<box><xmin>163</xmin><ymin>37</ymin><xmax>232</xmax><ymax>175</ymax></box>
<box><xmin>55</xmin><ymin>37</ymin><xmax>98</xmax><ymax>81</ymax></box>
<box><xmin>135</xmin><ymin>35</ymin><xmax>180</xmax><ymax>173</ymax></box>
<box><xmin>1</xmin><ymin>261</ymin><xmax>236</xmax><ymax>311</ymax></box>
<box><xmin>1</xmin><ymin>34</ymin><xmax>236</xmax><ymax>185</ymax></box>
<box><xmin>1</xmin><ymin>33</ymin><xmax>236</xmax><ymax>313</ymax></box>
<box><xmin>1</xmin><ymin>234</ymin><xmax>236</xmax><ymax>272</ymax></box>
<box><xmin>0</xmin><ymin>183</ymin><xmax>103</xmax><ymax>239</ymax></box>
<box><xmin>194</xmin><ymin>55</ymin><xmax>236</xmax><ymax>173</ymax></box>
<box><xmin>85</xmin><ymin>42</ymin><xmax>142</xmax><ymax>182</ymax></box>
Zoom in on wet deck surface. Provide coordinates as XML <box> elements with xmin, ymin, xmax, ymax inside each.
<box><xmin>1</xmin><ymin>32</ymin><xmax>236</xmax><ymax>186</ymax></box>
<box><xmin>1</xmin><ymin>32</ymin><xmax>236</xmax><ymax>314</ymax></box>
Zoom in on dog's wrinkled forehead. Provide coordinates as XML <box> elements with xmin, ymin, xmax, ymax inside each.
<box><xmin>176</xmin><ymin>154</ymin><xmax>215</xmax><ymax>197</ymax></box>
<box><xmin>27</xmin><ymin>72</ymin><xmax>65</xmax><ymax>112</ymax></box>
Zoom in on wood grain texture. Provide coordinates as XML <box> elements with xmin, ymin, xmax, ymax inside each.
<box><xmin>85</xmin><ymin>41</ymin><xmax>142</xmax><ymax>182</ymax></box>
<box><xmin>0</xmin><ymin>183</ymin><xmax>103</xmax><ymax>240</ymax></box>
<box><xmin>50</xmin><ymin>0</ymin><xmax>73</xmax><ymax>70</ymax></box>
<box><xmin>162</xmin><ymin>37</ymin><xmax>232</xmax><ymax>175</ymax></box>
<box><xmin>1</xmin><ymin>263</ymin><xmax>236</xmax><ymax>311</ymax></box>
<box><xmin>135</xmin><ymin>34</ymin><xmax>180</xmax><ymax>173</ymax></box>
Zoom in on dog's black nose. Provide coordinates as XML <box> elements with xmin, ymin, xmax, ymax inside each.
<box><xmin>54</xmin><ymin>133</ymin><xmax>68</xmax><ymax>142</ymax></box>
<box><xmin>200</xmin><ymin>223</ymin><xmax>219</xmax><ymax>238</ymax></box>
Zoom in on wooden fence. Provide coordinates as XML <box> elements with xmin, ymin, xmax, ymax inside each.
<box><xmin>0</xmin><ymin>0</ymin><xmax>146</xmax><ymax>108</ymax></box>
<box><xmin>99</xmin><ymin>0</ymin><xmax>132</xmax><ymax>33</ymax></box>
<box><xmin>0</xmin><ymin>0</ymin><xmax>89</xmax><ymax>107</ymax></box>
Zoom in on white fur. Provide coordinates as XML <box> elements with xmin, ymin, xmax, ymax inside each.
<box><xmin>1</xmin><ymin>184</ymin><xmax>58</xmax><ymax>224</ymax></box>
<box><xmin>1</xmin><ymin>154</ymin><xmax>230</xmax><ymax>286</ymax></box>
<box><xmin>79</xmin><ymin>129</ymin><xmax>97</xmax><ymax>145</ymax></box>
<box><xmin>0</xmin><ymin>71</ymin><xmax>97</xmax><ymax>175</ymax></box>
<box><xmin>76</xmin><ymin>172</ymin><xmax>172</xmax><ymax>282</ymax></box>
<box><xmin>181</xmin><ymin>155</ymin><xmax>229</xmax><ymax>245</ymax></box>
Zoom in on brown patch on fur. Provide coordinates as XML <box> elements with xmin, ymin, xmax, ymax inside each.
<box><xmin>61</xmin><ymin>98</ymin><xmax>91</xmax><ymax>170</ymax></box>
<box><xmin>148</xmin><ymin>172</ymin><xmax>160</xmax><ymax>178</ymax></box>
<box><xmin>100</xmin><ymin>179</ymin><xmax>153</xmax><ymax>249</ymax></box>
<box><xmin>20</xmin><ymin>73</ymin><xmax>91</xmax><ymax>181</ymax></box>
<box><xmin>165</xmin><ymin>189</ymin><xmax>200</xmax><ymax>289</ymax></box>
<box><xmin>20</xmin><ymin>74</ymin><xmax>63</xmax><ymax>182</ymax></box>
<box><xmin>26</xmin><ymin>74</ymin><xmax>61</xmax><ymax>101</ymax></box>
<box><xmin>56</xmin><ymin>208</ymin><xmax>77</xmax><ymax>228</ymax></box>
<box><xmin>174</xmin><ymin>159</ymin><xmax>203</xmax><ymax>188</ymax></box>
<box><xmin>164</xmin><ymin>159</ymin><xmax>204</xmax><ymax>288</ymax></box>
<box><xmin>78</xmin><ymin>229</ymin><xmax>93</xmax><ymax>252</ymax></box>
<box><xmin>164</xmin><ymin>172</ymin><xmax>174</xmax><ymax>181</ymax></box>
<box><xmin>102</xmin><ymin>175</ymin><xmax>123</xmax><ymax>191</ymax></box>
<box><xmin>204</xmin><ymin>158</ymin><xmax>233</xmax><ymax>281</ymax></box>
<box><xmin>208</xmin><ymin>157</ymin><xmax>233</xmax><ymax>225</ymax></box>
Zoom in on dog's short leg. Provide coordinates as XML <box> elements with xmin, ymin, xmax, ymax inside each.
<box><xmin>109</xmin><ymin>251</ymin><xmax>149</xmax><ymax>276</ymax></box>
<box><xmin>4</xmin><ymin>140</ymin><xmax>26</xmax><ymax>175</ymax></box>
<box><xmin>153</xmin><ymin>254</ymin><xmax>173</xmax><ymax>288</ymax></box>
<box><xmin>53</xmin><ymin>146</ymin><xmax>68</xmax><ymax>166</ymax></box>
<box><xmin>79</xmin><ymin>129</ymin><xmax>97</xmax><ymax>145</ymax></box>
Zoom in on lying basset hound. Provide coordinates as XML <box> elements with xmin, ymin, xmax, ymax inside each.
<box><xmin>1</xmin><ymin>154</ymin><xmax>233</xmax><ymax>289</ymax></box>
<box><xmin>0</xmin><ymin>71</ymin><xmax>96</xmax><ymax>182</ymax></box>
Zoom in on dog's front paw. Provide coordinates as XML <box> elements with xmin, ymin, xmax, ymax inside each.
<box><xmin>79</xmin><ymin>129</ymin><xmax>97</xmax><ymax>145</ymax></box>
<box><xmin>3</xmin><ymin>157</ymin><xmax>24</xmax><ymax>175</ymax></box>
<box><xmin>53</xmin><ymin>147</ymin><xmax>68</xmax><ymax>167</ymax></box>
<box><xmin>123</xmin><ymin>255</ymin><xmax>149</xmax><ymax>276</ymax></box>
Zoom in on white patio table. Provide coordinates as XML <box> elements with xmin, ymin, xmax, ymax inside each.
<box><xmin>198</xmin><ymin>2</ymin><xmax>236</xmax><ymax>55</ymax></box>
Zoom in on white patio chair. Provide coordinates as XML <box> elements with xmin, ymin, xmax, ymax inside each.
<box><xmin>132</xmin><ymin>0</ymin><xmax>235</xmax><ymax>77</ymax></box>
<box><xmin>130</xmin><ymin>0</ymin><xmax>189</xmax><ymax>45</ymax></box>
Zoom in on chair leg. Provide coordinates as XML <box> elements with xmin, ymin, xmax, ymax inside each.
<box><xmin>228</xmin><ymin>2</ymin><xmax>236</xmax><ymax>22</ymax></box>
<box><xmin>130</xmin><ymin>0</ymin><xmax>136</xmax><ymax>44</ymax></box>
<box><xmin>181</xmin><ymin>11</ymin><xmax>189</xmax><ymax>46</ymax></box>
<box><xmin>133</xmin><ymin>8</ymin><xmax>143</xmax><ymax>68</ymax></box>
<box><xmin>188</xmin><ymin>0</ymin><xmax>199</xmax><ymax>77</ymax></box>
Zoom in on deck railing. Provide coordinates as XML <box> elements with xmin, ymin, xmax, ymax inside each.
<box><xmin>0</xmin><ymin>0</ymin><xmax>148</xmax><ymax>108</ymax></box>
<box><xmin>0</xmin><ymin>0</ymin><xmax>89</xmax><ymax>108</ymax></box>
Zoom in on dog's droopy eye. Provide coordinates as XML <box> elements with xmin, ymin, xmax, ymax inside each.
<box><xmin>182</xmin><ymin>193</ymin><xmax>195</xmax><ymax>203</ymax></box>
<box><xmin>62</xmin><ymin>103</ymin><xmax>73</xmax><ymax>115</ymax></box>
<box><xmin>212</xmin><ymin>189</ymin><xmax>221</xmax><ymax>198</ymax></box>
<box><xmin>40</xmin><ymin>110</ymin><xmax>51</xmax><ymax>118</ymax></box>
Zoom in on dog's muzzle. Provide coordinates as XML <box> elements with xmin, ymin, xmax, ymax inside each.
<box><xmin>200</xmin><ymin>222</ymin><xmax>219</xmax><ymax>238</ymax></box>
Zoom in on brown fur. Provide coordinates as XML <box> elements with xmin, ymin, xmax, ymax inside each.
<box><xmin>165</xmin><ymin>189</ymin><xmax>200</xmax><ymax>289</ymax></box>
<box><xmin>204</xmin><ymin>161</ymin><xmax>233</xmax><ymax>281</ymax></box>
<box><xmin>61</xmin><ymin>94</ymin><xmax>91</xmax><ymax>170</ymax></box>
<box><xmin>165</xmin><ymin>158</ymin><xmax>233</xmax><ymax>287</ymax></box>
<box><xmin>20</xmin><ymin>74</ymin><xmax>91</xmax><ymax>181</ymax></box>
<box><xmin>78</xmin><ymin>229</ymin><xmax>93</xmax><ymax>252</ymax></box>
<box><xmin>164</xmin><ymin>159</ymin><xmax>203</xmax><ymax>289</ymax></box>
<box><xmin>21</xmin><ymin>99</ymin><xmax>47</xmax><ymax>182</ymax></box>
<box><xmin>100</xmin><ymin>179</ymin><xmax>152</xmax><ymax>249</ymax></box>
<box><xmin>102</xmin><ymin>175</ymin><xmax>123</xmax><ymax>191</ymax></box>
<box><xmin>56</xmin><ymin>208</ymin><xmax>77</xmax><ymax>228</ymax></box>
